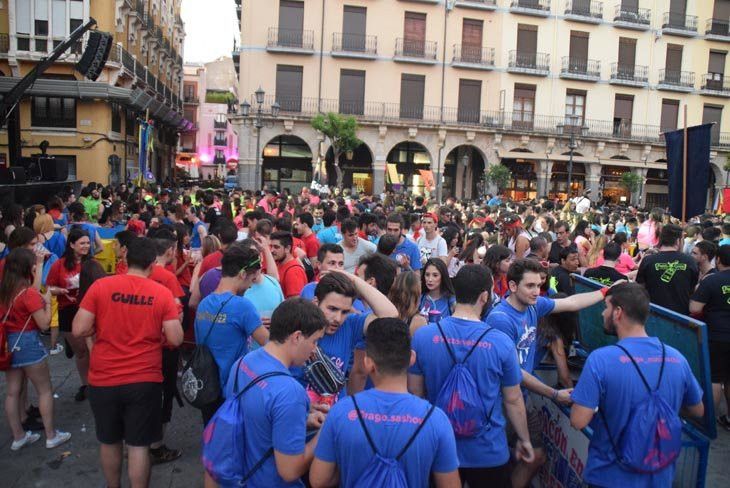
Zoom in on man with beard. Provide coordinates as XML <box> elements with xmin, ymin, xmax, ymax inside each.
<box><xmin>270</xmin><ymin>231</ymin><xmax>307</xmax><ymax>298</ymax></box>
<box><xmin>571</xmin><ymin>283</ymin><xmax>704</xmax><ymax>487</ymax></box>
<box><xmin>550</xmin><ymin>246</ymin><xmax>579</xmax><ymax>295</ymax></box>
<box><xmin>548</xmin><ymin>221</ymin><xmax>573</xmax><ymax>267</ymax></box>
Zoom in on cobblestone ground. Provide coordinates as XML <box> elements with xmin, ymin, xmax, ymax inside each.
<box><xmin>0</xmin><ymin>337</ymin><xmax>729</xmax><ymax>487</ymax></box>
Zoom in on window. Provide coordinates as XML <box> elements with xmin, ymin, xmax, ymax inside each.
<box><xmin>31</xmin><ymin>96</ymin><xmax>76</xmax><ymax>128</ymax></box>
<box><xmin>708</xmin><ymin>51</ymin><xmax>727</xmax><ymax>87</ymax></box>
<box><xmin>276</xmin><ymin>65</ymin><xmax>303</xmax><ymax>112</ymax></box>
<box><xmin>565</xmin><ymin>90</ymin><xmax>586</xmax><ymax>128</ymax></box>
<box><xmin>702</xmin><ymin>105</ymin><xmax>723</xmax><ymax>144</ymax></box>
<box><xmin>339</xmin><ymin>69</ymin><xmax>365</xmax><ymax>115</ymax></box>
<box><xmin>516</xmin><ymin>24</ymin><xmax>538</xmax><ymax>67</ymax></box>
<box><xmin>400</xmin><ymin>74</ymin><xmax>425</xmax><ymax>120</ymax></box>
<box><xmin>342</xmin><ymin>5</ymin><xmax>367</xmax><ymax>51</ymax></box>
<box><xmin>125</xmin><ymin>109</ymin><xmax>136</xmax><ymax>135</ymax></box>
<box><xmin>278</xmin><ymin>0</ymin><xmax>304</xmax><ymax>47</ymax></box>
<box><xmin>403</xmin><ymin>12</ymin><xmax>427</xmax><ymax>56</ymax></box>
<box><xmin>613</xmin><ymin>94</ymin><xmax>634</xmax><ymax>137</ymax></box>
<box><xmin>458</xmin><ymin>79</ymin><xmax>481</xmax><ymax>123</ymax></box>
<box><xmin>461</xmin><ymin>19</ymin><xmax>483</xmax><ymax>63</ymax></box>
<box><xmin>664</xmin><ymin>44</ymin><xmax>683</xmax><ymax>82</ymax></box>
<box><xmin>660</xmin><ymin>99</ymin><xmax>679</xmax><ymax>132</ymax></box>
<box><xmin>513</xmin><ymin>84</ymin><xmax>536</xmax><ymax>129</ymax></box>
<box><xmin>568</xmin><ymin>31</ymin><xmax>589</xmax><ymax>72</ymax></box>
<box><xmin>111</xmin><ymin>103</ymin><xmax>122</xmax><ymax>133</ymax></box>
<box><xmin>617</xmin><ymin>37</ymin><xmax>637</xmax><ymax>78</ymax></box>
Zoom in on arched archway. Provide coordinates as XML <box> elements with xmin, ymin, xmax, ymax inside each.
<box><xmin>386</xmin><ymin>141</ymin><xmax>432</xmax><ymax>195</ymax></box>
<box><xmin>601</xmin><ymin>161</ymin><xmax>631</xmax><ymax>204</ymax></box>
<box><xmin>645</xmin><ymin>166</ymin><xmax>669</xmax><ymax>209</ymax></box>
<box><xmin>501</xmin><ymin>149</ymin><xmax>537</xmax><ymax>200</ymax></box>
<box><xmin>550</xmin><ymin>159</ymin><xmax>586</xmax><ymax>200</ymax></box>
<box><xmin>324</xmin><ymin>142</ymin><xmax>374</xmax><ymax>194</ymax></box>
<box><xmin>262</xmin><ymin>135</ymin><xmax>313</xmax><ymax>192</ymax></box>
<box><xmin>444</xmin><ymin>145</ymin><xmax>486</xmax><ymax>200</ymax></box>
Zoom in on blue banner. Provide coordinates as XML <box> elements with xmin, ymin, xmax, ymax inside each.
<box><xmin>138</xmin><ymin>121</ymin><xmax>149</xmax><ymax>176</ymax></box>
<box><xmin>664</xmin><ymin>124</ymin><xmax>712</xmax><ymax>220</ymax></box>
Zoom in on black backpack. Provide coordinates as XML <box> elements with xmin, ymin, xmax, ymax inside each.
<box><xmin>181</xmin><ymin>296</ymin><xmax>234</xmax><ymax>408</ymax></box>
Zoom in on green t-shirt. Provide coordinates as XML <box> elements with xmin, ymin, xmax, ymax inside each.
<box><xmin>82</xmin><ymin>197</ymin><xmax>101</xmax><ymax>222</ymax></box>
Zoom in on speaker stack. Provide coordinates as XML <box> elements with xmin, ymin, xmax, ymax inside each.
<box><xmin>76</xmin><ymin>30</ymin><xmax>114</xmax><ymax>82</ymax></box>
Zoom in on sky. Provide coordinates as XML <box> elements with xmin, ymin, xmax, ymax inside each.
<box><xmin>181</xmin><ymin>0</ymin><xmax>239</xmax><ymax>63</ymax></box>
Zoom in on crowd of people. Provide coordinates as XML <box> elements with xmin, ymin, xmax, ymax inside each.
<box><xmin>0</xmin><ymin>180</ymin><xmax>728</xmax><ymax>488</ymax></box>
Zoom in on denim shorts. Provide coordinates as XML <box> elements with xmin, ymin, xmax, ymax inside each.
<box><xmin>7</xmin><ymin>330</ymin><xmax>48</xmax><ymax>368</ymax></box>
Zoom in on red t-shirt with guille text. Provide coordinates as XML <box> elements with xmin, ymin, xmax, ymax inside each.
<box><xmin>0</xmin><ymin>287</ymin><xmax>45</xmax><ymax>333</ymax></box>
<box><xmin>81</xmin><ymin>274</ymin><xmax>179</xmax><ymax>387</ymax></box>
<box><xmin>46</xmin><ymin>259</ymin><xmax>82</xmax><ymax>309</ymax></box>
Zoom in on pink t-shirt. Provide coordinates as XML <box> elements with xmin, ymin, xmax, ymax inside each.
<box><xmin>594</xmin><ymin>252</ymin><xmax>637</xmax><ymax>275</ymax></box>
<box><xmin>637</xmin><ymin>220</ymin><xmax>658</xmax><ymax>249</ymax></box>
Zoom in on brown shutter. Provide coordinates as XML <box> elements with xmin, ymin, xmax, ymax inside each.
<box><xmin>614</xmin><ymin>95</ymin><xmax>634</xmax><ymax>120</ymax></box>
<box><xmin>714</xmin><ymin>0</ymin><xmax>730</xmax><ymax>19</ymax></box>
<box><xmin>618</xmin><ymin>38</ymin><xmax>636</xmax><ymax>66</ymax></box>
<box><xmin>622</xmin><ymin>0</ymin><xmax>639</xmax><ymax>11</ymax></box>
<box><xmin>669</xmin><ymin>0</ymin><xmax>687</xmax><ymax>15</ymax></box>
<box><xmin>276</xmin><ymin>64</ymin><xmax>303</xmax><ymax>112</ymax></box>
<box><xmin>569</xmin><ymin>31</ymin><xmax>589</xmax><ymax>63</ymax></box>
<box><xmin>708</xmin><ymin>51</ymin><xmax>726</xmax><ymax>74</ymax></box>
<box><xmin>660</xmin><ymin>99</ymin><xmax>679</xmax><ymax>132</ymax></box>
<box><xmin>400</xmin><ymin>74</ymin><xmax>425</xmax><ymax>119</ymax></box>
<box><xmin>462</xmin><ymin>19</ymin><xmax>483</xmax><ymax>62</ymax></box>
<box><xmin>279</xmin><ymin>0</ymin><xmax>304</xmax><ymax>47</ymax></box>
<box><xmin>517</xmin><ymin>24</ymin><xmax>538</xmax><ymax>54</ymax></box>
<box><xmin>702</xmin><ymin>105</ymin><xmax>723</xmax><ymax>143</ymax></box>
<box><xmin>404</xmin><ymin>12</ymin><xmax>426</xmax><ymax>56</ymax></box>
<box><xmin>343</xmin><ymin>6</ymin><xmax>367</xmax><ymax>51</ymax></box>
<box><xmin>339</xmin><ymin>69</ymin><xmax>365</xmax><ymax>115</ymax></box>
<box><xmin>573</xmin><ymin>0</ymin><xmax>591</xmax><ymax>14</ymax></box>
<box><xmin>458</xmin><ymin>79</ymin><xmax>481</xmax><ymax>123</ymax></box>
<box><xmin>665</xmin><ymin>44</ymin><xmax>683</xmax><ymax>72</ymax></box>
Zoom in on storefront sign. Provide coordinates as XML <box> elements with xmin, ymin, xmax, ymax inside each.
<box><xmin>531</xmin><ymin>393</ymin><xmax>590</xmax><ymax>488</ymax></box>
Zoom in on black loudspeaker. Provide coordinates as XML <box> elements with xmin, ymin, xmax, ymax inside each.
<box><xmin>18</xmin><ymin>156</ymin><xmax>42</xmax><ymax>181</ymax></box>
<box><xmin>76</xmin><ymin>31</ymin><xmax>114</xmax><ymax>82</ymax></box>
<box><xmin>39</xmin><ymin>158</ymin><xmax>69</xmax><ymax>182</ymax></box>
<box><xmin>7</xmin><ymin>167</ymin><xmax>26</xmax><ymax>185</ymax></box>
<box><xmin>0</xmin><ymin>167</ymin><xmax>12</xmax><ymax>184</ymax></box>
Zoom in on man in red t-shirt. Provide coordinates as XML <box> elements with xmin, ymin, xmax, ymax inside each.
<box><xmin>294</xmin><ymin>212</ymin><xmax>321</xmax><ymax>267</ymax></box>
<box><xmin>270</xmin><ymin>231</ymin><xmax>307</xmax><ymax>298</ymax></box>
<box><xmin>72</xmin><ymin>237</ymin><xmax>182</xmax><ymax>488</ymax></box>
<box><xmin>113</xmin><ymin>230</ymin><xmax>137</xmax><ymax>276</ymax></box>
<box><xmin>198</xmin><ymin>220</ymin><xmax>238</xmax><ymax>277</ymax></box>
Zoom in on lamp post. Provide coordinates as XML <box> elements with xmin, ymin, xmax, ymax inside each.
<box><xmin>557</xmin><ymin>114</ymin><xmax>588</xmax><ymax>199</ymax></box>
<box><xmin>240</xmin><ymin>87</ymin><xmax>280</xmax><ymax>189</ymax></box>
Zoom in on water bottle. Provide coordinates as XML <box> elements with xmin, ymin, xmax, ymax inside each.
<box><xmin>428</xmin><ymin>310</ymin><xmax>442</xmax><ymax>324</ymax></box>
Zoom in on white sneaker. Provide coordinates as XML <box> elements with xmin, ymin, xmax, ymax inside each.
<box><xmin>11</xmin><ymin>431</ymin><xmax>41</xmax><ymax>451</ymax></box>
<box><xmin>46</xmin><ymin>430</ymin><xmax>71</xmax><ymax>449</ymax></box>
<box><xmin>49</xmin><ymin>344</ymin><xmax>64</xmax><ymax>355</ymax></box>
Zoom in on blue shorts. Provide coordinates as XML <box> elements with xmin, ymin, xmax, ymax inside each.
<box><xmin>8</xmin><ymin>330</ymin><xmax>48</xmax><ymax>368</ymax></box>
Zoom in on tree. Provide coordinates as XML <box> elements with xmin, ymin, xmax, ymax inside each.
<box><xmin>619</xmin><ymin>171</ymin><xmax>642</xmax><ymax>194</ymax></box>
<box><xmin>485</xmin><ymin>164</ymin><xmax>511</xmax><ymax>193</ymax></box>
<box><xmin>311</xmin><ymin>112</ymin><xmax>361</xmax><ymax>188</ymax></box>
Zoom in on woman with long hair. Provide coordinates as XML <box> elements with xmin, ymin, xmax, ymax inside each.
<box><xmin>101</xmin><ymin>200</ymin><xmax>126</xmax><ymax>227</ymax></box>
<box><xmin>1</xmin><ymin>249</ymin><xmax>71</xmax><ymax>450</ymax></box>
<box><xmin>571</xmin><ymin>220</ymin><xmax>593</xmax><ymax>267</ymax></box>
<box><xmin>586</xmin><ymin>234</ymin><xmax>608</xmax><ymax>268</ymax></box>
<box><xmin>2</xmin><ymin>204</ymin><xmax>24</xmax><ymax>240</ymax></box>
<box><xmin>484</xmin><ymin>245</ymin><xmax>513</xmax><ymax>298</ymax></box>
<box><xmin>419</xmin><ymin>258</ymin><xmax>455</xmax><ymax>318</ymax></box>
<box><xmin>34</xmin><ymin>214</ymin><xmax>66</xmax><ymax>259</ymax></box>
<box><xmin>448</xmin><ymin>231</ymin><xmax>485</xmax><ymax>277</ymax></box>
<box><xmin>637</xmin><ymin>207</ymin><xmax>663</xmax><ymax>251</ymax></box>
<box><xmin>46</xmin><ymin>227</ymin><xmax>92</xmax><ymax>402</ymax></box>
<box><xmin>389</xmin><ymin>271</ymin><xmax>428</xmax><ymax>336</ymax></box>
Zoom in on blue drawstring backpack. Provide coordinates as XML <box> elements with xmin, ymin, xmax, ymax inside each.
<box><xmin>351</xmin><ymin>395</ymin><xmax>436</xmax><ymax>488</ymax></box>
<box><xmin>434</xmin><ymin>324</ymin><xmax>494</xmax><ymax>438</ymax></box>
<box><xmin>600</xmin><ymin>342</ymin><xmax>683</xmax><ymax>474</ymax></box>
<box><xmin>201</xmin><ymin>358</ymin><xmax>289</xmax><ymax>486</ymax></box>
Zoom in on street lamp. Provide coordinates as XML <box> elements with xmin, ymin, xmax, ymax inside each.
<box><xmin>557</xmin><ymin>114</ymin><xmax>588</xmax><ymax>199</ymax></box>
<box><xmin>239</xmin><ymin>87</ymin><xmax>280</xmax><ymax>189</ymax></box>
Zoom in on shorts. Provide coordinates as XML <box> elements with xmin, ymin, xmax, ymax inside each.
<box><xmin>57</xmin><ymin>306</ymin><xmax>78</xmax><ymax>333</ymax></box>
<box><xmin>88</xmin><ymin>382</ymin><xmax>163</xmax><ymax>446</ymax></box>
<box><xmin>507</xmin><ymin>399</ymin><xmax>544</xmax><ymax>449</ymax></box>
<box><xmin>7</xmin><ymin>330</ymin><xmax>48</xmax><ymax>368</ymax></box>
<box><xmin>709</xmin><ymin>341</ymin><xmax>730</xmax><ymax>383</ymax></box>
<box><xmin>459</xmin><ymin>464</ymin><xmax>511</xmax><ymax>487</ymax></box>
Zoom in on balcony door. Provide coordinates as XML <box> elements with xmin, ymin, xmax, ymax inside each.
<box><xmin>664</xmin><ymin>44</ymin><xmax>683</xmax><ymax>83</ymax></box>
<box><xmin>461</xmin><ymin>19</ymin><xmax>483</xmax><ymax>63</ymax></box>
<box><xmin>516</xmin><ymin>25</ymin><xmax>538</xmax><ymax>68</ymax></box>
<box><xmin>712</xmin><ymin>0</ymin><xmax>730</xmax><ymax>35</ymax></box>
<box><xmin>339</xmin><ymin>69</ymin><xmax>365</xmax><ymax>115</ymax></box>
<box><xmin>342</xmin><ymin>6</ymin><xmax>366</xmax><ymax>51</ymax></box>
<box><xmin>668</xmin><ymin>0</ymin><xmax>687</xmax><ymax>28</ymax></box>
<box><xmin>613</xmin><ymin>94</ymin><xmax>634</xmax><ymax>137</ymax></box>
<box><xmin>707</xmin><ymin>51</ymin><xmax>727</xmax><ymax>89</ymax></box>
<box><xmin>278</xmin><ymin>0</ymin><xmax>304</xmax><ymax>47</ymax></box>
<box><xmin>660</xmin><ymin>99</ymin><xmax>679</xmax><ymax>133</ymax></box>
<box><xmin>569</xmin><ymin>31</ymin><xmax>589</xmax><ymax>73</ymax></box>
<box><xmin>702</xmin><ymin>105</ymin><xmax>723</xmax><ymax>144</ymax></box>
<box><xmin>617</xmin><ymin>37</ymin><xmax>637</xmax><ymax>79</ymax></box>
<box><xmin>400</xmin><ymin>74</ymin><xmax>425</xmax><ymax>120</ymax></box>
<box><xmin>513</xmin><ymin>84</ymin><xmax>536</xmax><ymax>130</ymax></box>
<box><xmin>458</xmin><ymin>79</ymin><xmax>481</xmax><ymax>123</ymax></box>
<box><xmin>404</xmin><ymin>12</ymin><xmax>426</xmax><ymax>57</ymax></box>
<box><xmin>276</xmin><ymin>64</ymin><xmax>303</xmax><ymax>112</ymax></box>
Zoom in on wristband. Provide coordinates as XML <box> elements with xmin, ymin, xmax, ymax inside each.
<box><xmin>551</xmin><ymin>389</ymin><xmax>559</xmax><ymax>401</ymax></box>
<box><xmin>600</xmin><ymin>287</ymin><xmax>609</xmax><ymax>298</ymax></box>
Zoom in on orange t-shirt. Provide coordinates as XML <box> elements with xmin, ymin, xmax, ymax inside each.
<box><xmin>80</xmin><ymin>274</ymin><xmax>179</xmax><ymax>387</ymax></box>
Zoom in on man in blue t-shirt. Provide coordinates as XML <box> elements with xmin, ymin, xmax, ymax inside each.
<box><xmin>570</xmin><ymin>283</ymin><xmax>704</xmax><ymax>487</ymax></box>
<box><xmin>386</xmin><ymin>213</ymin><xmax>422</xmax><ymax>271</ymax></box>
<box><xmin>294</xmin><ymin>270</ymin><xmax>398</xmax><ymax>405</ymax></box>
<box><xmin>194</xmin><ymin>245</ymin><xmax>269</xmax><ymax>424</ymax></box>
<box><xmin>409</xmin><ymin>265</ymin><xmax>533</xmax><ymax>486</ymax></box>
<box><xmin>316</xmin><ymin>209</ymin><xmax>342</xmax><ymax>245</ymax></box>
<box><xmin>300</xmin><ymin>243</ymin><xmax>366</xmax><ymax>313</ymax></box>
<box><xmin>311</xmin><ymin>317</ymin><xmax>459</xmax><ymax>488</ymax></box>
<box><xmin>221</xmin><ymin>298</ymin><xmax>328</xmax><ymax>488</ymax></box>
<box><xmin>485</xmin><ymin>258</ymin><xmax>615</xmax><ymax>487</ymax></box>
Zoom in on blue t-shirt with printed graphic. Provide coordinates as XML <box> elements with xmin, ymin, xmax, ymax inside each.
<box><xmin>224</xmin><ymin>348</ymin><xmax>309</xmax><ymax>488</ymax></box>
<box><xmin>194</xmin><ymin>292</ymin><xmax>261</xmax><ymax>390</ymax></box>
<box><xmin>484</xmin><ymin>296</ymin><xmax>556</xmax><ymax>374</ymax></box>
<box><xmin>571</xmin><ymin>337</ymin><xmax>703</xmax><ymax>488</ymax></box>
<box><xmin>409</xmin><ymin>317</ymin><xmax>522</xmax><ymax>468</ymax></box>
<box><xmin>418</xmin><ymin>294</ymin><xmax>455</xmax><ymax>319</ymax></box>
<box><xmin>314</xmin><ymin>390</ymin><xmax>459</xmax><ymax>488</ymax></box>
<box><xmin>393</xmin><ymin>237</ymin><xmax>422</xmax><ymax>271</ymax></box>
<box><xmin>317</xmin><ymin>225</ymin><xmax>342</xmax><ymax>245</ymax></box>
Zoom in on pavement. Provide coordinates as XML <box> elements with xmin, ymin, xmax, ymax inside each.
<box><xmin>1</xmin><ymin>337</ymin><xmax>729</xmax><ymax>488</ymax></box>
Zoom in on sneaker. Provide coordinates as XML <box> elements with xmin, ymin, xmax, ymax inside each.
<box><xmin>11</xmin><ymin>431</ymin><xmax>41</xmax><ymax>451</ymax></box>
<box><xmin>718</xmin><ymin>415</ymin><xmax>730</xmax><ymax>432</ymax></box>
<box><xmin>21</xmin><ymin>417</ymin><xmax>44</xmax><ymax>432</ymax></box>
<box><xmin>149</xmin><ymin>445</ymin><xmax>182</xmax><ymax>465</ymax></box>
<box><xmin>74</xmin><ymin>385</ymin><xmax>87</xmax><ymax>402</ymax></box>
<box><xmin>46</xmin><ymin>430</ymin><xmax>71</xmax><ymax>449</ymax></box>
<box><xmin>49</xmin><ymin>344</ymin><xmax>64</xmax><ymax>355</ymax></box>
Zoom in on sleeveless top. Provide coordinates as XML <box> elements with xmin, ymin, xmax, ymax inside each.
<box><xmin>508</xmin><ymin>230</ymin><xmax>532</xmax><ymax>258</ymax></box>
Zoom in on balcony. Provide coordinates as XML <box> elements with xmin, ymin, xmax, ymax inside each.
<box><xmin>0</xmin><ymin>33</ymin><xmax>8</xmax><ymax>54</ymax></box>
<box><xmin>705</xmin><ymin>19</ymin><xmax>730</xmax><ymax>41</ymax></box>
<box><xmin>452</xmin><ymin>44</ymin><xmax>495</xmax><ymax>70</ymax></box>
<box><xmin>564</xmin><ymin>0</ymin><xmax>603</xmax><ymax>24</ymax></box>
<box><xmin>184</xmin><ymin>94</ymin><xmax>199</xmax><ymax>104</ymax></box>
<box><xmin>613</xmin><ymin>6</ymin><xmax>651</xmax><ymax>31</ymax></box>
<box><xmin>661</xmin><ymin>12</ymin><xmax>698</xmax><ymax>37</ymax></box>
<box><xmin>394</xmin><ymin>38</ymin><xmax>438</xmax><ymax>64</ymax></box>
<box><xmin>331</xmin><ymin>33</ymin><xmax>377</xmax><ymax>59</ymax></box>
<box><xmin>510</xmin><ymin>0</ymin><xmax>551</xmax><ymax>17</ymax></box>
<box><xmin>609</xmin><ymin>63</ymin><xmax>648</xmax><ymax>87</ymax></box>
<box><xmin>507</xmin><ymin>51</ymin><xmax>550</xmax><ymax>76</ymax></box>
<box><xmin>454</xmin><ymin>0</ymin><xmax>498</xmax><ymax>10</ymax></box>
<box><xmin>266</xmin><ymin>28</ymin><xmax>315</xmax><ymax>54</ymax></box>
<box><xmin>214</xmin><ymin>120</ymin><xmax>227</xmax><ymax>129</ymax></box>
<box><xmin>700</xmin><ymin>74</ymin><xmax>730</xmax><ymax>98</ymax></box>
<box><xmin>560</xmin><ymin>57</ymin><xmax>601</xmax><ymax>81</ymax></box>
<box><xmin>657</xmin><ymin>70</ymin><xmax>695</xmax><ymax>92</ymax></box>
<box><xmin>213</xmin><ymin>137</ymin><xmax>227</xmax><ymax>147</ymax></box>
